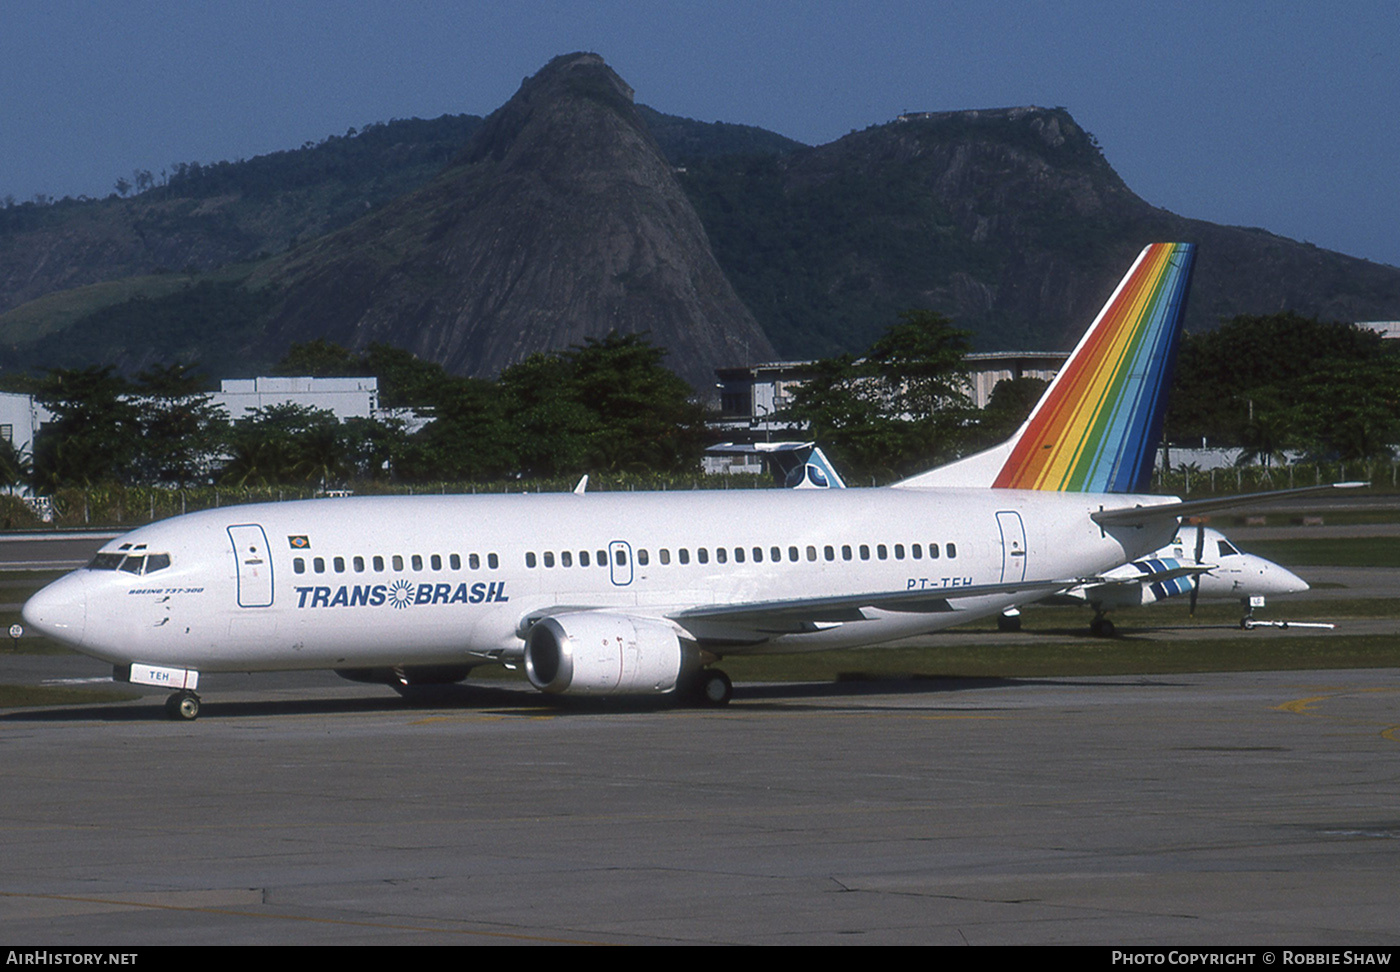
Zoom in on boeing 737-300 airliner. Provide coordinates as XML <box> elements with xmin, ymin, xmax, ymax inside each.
<box><xmin>26</xmin><ymin>243</ymin><xmax>1217</xmax><ymax>719</ymax></box>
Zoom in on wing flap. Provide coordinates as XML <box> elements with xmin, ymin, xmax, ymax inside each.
<box><xmin>673</xmin><ymin>577</ymin><xmax>1075</xmax><ymax>634</ymax></box>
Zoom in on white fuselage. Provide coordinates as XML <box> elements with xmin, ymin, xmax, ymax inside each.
<box><xmin>24</xmin><ymin>487</ymin><xmax>1179</xmax><ymax>673</ymax></box>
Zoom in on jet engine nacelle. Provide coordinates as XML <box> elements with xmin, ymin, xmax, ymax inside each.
<box><xmin>524</xmin><ymin>612</ymin><xmax>686</xmax><ymax>696</ymax></box>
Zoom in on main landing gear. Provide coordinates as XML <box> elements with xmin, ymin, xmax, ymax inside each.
<box><xmin>165</xmin><ymin>690</ymin><xmax>201</xmax><ymax>721</ymax></box>
<box><xmin>1088</xmin><ymin>614</ymin><xmax>1116</xmax><ymax>638</ymax></box>
<box><xmin>693</xmin><ymin>668</ymin><xmax>733</xmax><ymax>707</ymax></box>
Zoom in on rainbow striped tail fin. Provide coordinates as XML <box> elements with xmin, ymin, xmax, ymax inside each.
<box><xmin>895</xmin><ymin>242</ymin><xmax>1196</xmax><ymax>493</ymax></box>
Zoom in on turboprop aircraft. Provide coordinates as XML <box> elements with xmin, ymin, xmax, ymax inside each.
<box><xmin>1036</xmin><ymin>523</ymin><xmax>1309</xmax><ymax>636</ymax></box>
<box><xmin>26</xmin><ymin>242</ymin><xmax>1211</xmax><ymax>720</ymax></box>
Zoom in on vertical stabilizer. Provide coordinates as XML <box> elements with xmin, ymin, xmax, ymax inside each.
<box><xmin>894</xmin><ymin>242</ymin><xmax>1196</xmax><ymax>492</ymax></box>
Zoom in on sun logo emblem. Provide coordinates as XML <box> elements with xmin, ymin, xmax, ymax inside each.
<box><xmin>388</xmin><ymin>579</ymin><xmax>415</xmax><ymax>609</ymax></box>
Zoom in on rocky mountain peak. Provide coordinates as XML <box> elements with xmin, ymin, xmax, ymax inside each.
<box><xmin>259</xmin><ymin>53</ymin><xmax>773</xmax><ymax>388</ymax></box>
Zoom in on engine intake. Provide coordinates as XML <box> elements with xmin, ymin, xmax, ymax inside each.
<box><xmin>524</xmin><ymin>613</ymin><xmax>686</xmax><ymax>696</ymax></box>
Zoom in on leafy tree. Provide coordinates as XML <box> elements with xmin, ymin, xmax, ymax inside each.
<box><xmin>783</xmin><ymin>311</ymin><xmax>973</xmax><ymax>481</ymax></box>
<box><xmin>339</xmin><ymin>415</ymin><xmax>408</xmax><ymax>482</ymax></box>
<box><xmin>0</xmin><ymin>435</ymin><xmax>31</xmax><ymax>492</ymax></box>
<box><xmin>497</xmin><ymin>353</ymin><xmax>598</xmax><ymax>477</ymax></box>
<box><xmin>273</xmin><ymin>340</ymin><xmax>460</xmax><ymax>410</ymax></box>
<box><xmin>361</xmin><ymin>343</ymin><xmax>458</xmax><ymax>409</ymax></box>
<box><xmin>33</xmin><ymin>367</ymin><xmax>142</xmax><ymax>488</ymax></box>
<box><xmin>132</xmin><ymin>363</ymin><xmax>227</xmax><ymax>487</ymax></box>
<box><xmin>272</xmin><ymin>339</ymin><xmax>366</xmax><ymax>378</ymax></box>
<box><xmin>563</xmin><ymin>333</ymin><xmax>707</xmax><ymax>474</ymax></box>
<box><xmin>1286</xmin><ymin>357</ymin><xmax>1400</xmax><ymax>462</ymax></box>
<box><xmin>968</xmin><ymin>376</ymin><xmax>1048</xmax><ymax>450</ymax></box>
<box><xmin>1167</xmin><ymin>312</ymin><xmax>1399</xmax><ymax>461</ymax></box>
<box><xmin>396</xmin><ymin>378</ymin><xmax>515</xmax><ymax>482</ymax></box>
<box><xmin>219</xmin><ymin>404</ymin><xmax>345</xmax><ymax>487</ymax></box>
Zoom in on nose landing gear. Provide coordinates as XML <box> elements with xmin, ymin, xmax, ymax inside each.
<box><xmin>165</xmin><ymin>690</ymin><xmax>201</xmax><ymax>721</ymax></box>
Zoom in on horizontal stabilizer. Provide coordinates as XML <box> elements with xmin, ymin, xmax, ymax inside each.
<box><xmin>1090</xmin><ymin>482</ymin><xmax>1367</xmax><ymax>528</ymax></box>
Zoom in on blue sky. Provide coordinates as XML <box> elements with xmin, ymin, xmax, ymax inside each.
<box><xmin>4</xmin><ymin>1</ymin><xmax>1398</xmax><ymax>268</ymax></box>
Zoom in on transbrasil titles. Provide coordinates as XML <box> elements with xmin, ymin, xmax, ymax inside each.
<box><xmin>295</xmin><ymin>580</ymin><xmax>508</xmax><ymax>609</ymax></box>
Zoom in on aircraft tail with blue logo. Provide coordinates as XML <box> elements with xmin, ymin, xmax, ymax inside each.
<box><xmin>895</xmin><ymin>242</ymin><xmax>1196</xmax><ymax>493</ymax></box>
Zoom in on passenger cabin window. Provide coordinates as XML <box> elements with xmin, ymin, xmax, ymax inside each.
<box><xmin>450</xmin><ymin>554</ymin><xmax>461</xmax><ymax>570</ymax></box>
<box><xmin>488</xmin><ymin>554</ymin><xmax>499</xmax><ymax>569</ymax></box>
<box><xmin>715</xmin><ymin>548</ymin><xmax>726</xmax><ymax>564</ymax></box>
<box><xmin>659</xmin><ymin>549</ymin><xmax>670</xmax><ymax>565</ymax></box>
<box><xmin>314</xmin><ymin>557</ymin><xmax>326</xmax><ymax>573</ymax></box>
<box><xmin>392</xmin><ymin>555</ymin><xmax>404</xmax><ymax>571</ymax></box>
<box><xmin>411</xmin><ymin>555</ymin><xmax>423</xmax><ymax>571</ymax></box>
<box><xmin>561</xmin><ymin>551</ymin><xmax>573</xmax><ymax>567</ymax></box>
<box><xmin>543</xmin><ymin>552</ymin><xmax>555</xmax><ymax>568</ymax></box>
<box><xmin>697</xmin><ymin>548</ymin><xmax>708</xmax><ymax>564</ymax></box>
<box><xmin>526</xmin><ymin>552</ymin><xmax>537</xmax><ymax>568</ymax></box>
<box><xmin>637</xmin><ymin>549</ymin><xmax>649</xmax><ymax>566</ymax></box>
<box><xmin>353</xmin><ymin>556</ymin><xmax>365</xmax><ymax>572</ymax></box>
<box><xmin>373</xmin><ymin>556</ymin><xmax>385</xmax><ymax>572</ymax></box>
<box><xmin>580</xmin><ymin>551</ymin><xmax>590</xmax><ymax>567</ymax></box>
<box><xmin>293</xmin><ymin>558</ymin><xmax>306</xmax><ymax>574</ymax></box>
<box><xmin>946</xmin><ymin>543</ymin><xmax>957</xmax><ymax>558</ymax></box>
<box><xmin>431</xmin><ymin>554</ymin><xmax>442</xmax><ymax>570</ymax></box>
<box><xmin>334</xmin><ymin>557</ymin><xmax>345</xmax><ymax>573</ymax></box>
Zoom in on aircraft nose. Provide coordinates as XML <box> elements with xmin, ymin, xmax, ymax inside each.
<box><xmin>1249</xmin><ymin>557</ymin><xmax>1309</xmax><ymax>596</ymax></box>
<box><xmin>22</xmin><ymin>574</ymin><xmax>87</xmax><ymax>647</ymax></box>
<box><xmin>1269</xmin><ymin>563</ymin><xmax>1310</xmax><ymax>595</ymax></box>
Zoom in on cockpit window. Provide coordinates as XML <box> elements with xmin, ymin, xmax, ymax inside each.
<box><xmin>88</xmin><ymin>552</ymin><xmax>171</xmax><ymax>574</ymax></box>
<box><xmin>1216</xmin><ymin>540</ymin><xmax>1239</xmax><ymax>557</ymax></box>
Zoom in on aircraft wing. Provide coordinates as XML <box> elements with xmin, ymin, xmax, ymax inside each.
<box><xmin>1085</xmin><ymin>562</ymin><xmax>1213</xmax><ymax>590</ymax></box>
<box><xmin>673</xmin><ymin>577</ymin><xmax>1077</xmax><ymax>635</ymax></box>
<box><xmin>1035</xmin><ymin>560</ymin><xmax>1214</xmax><ymax>608</ymax></box>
